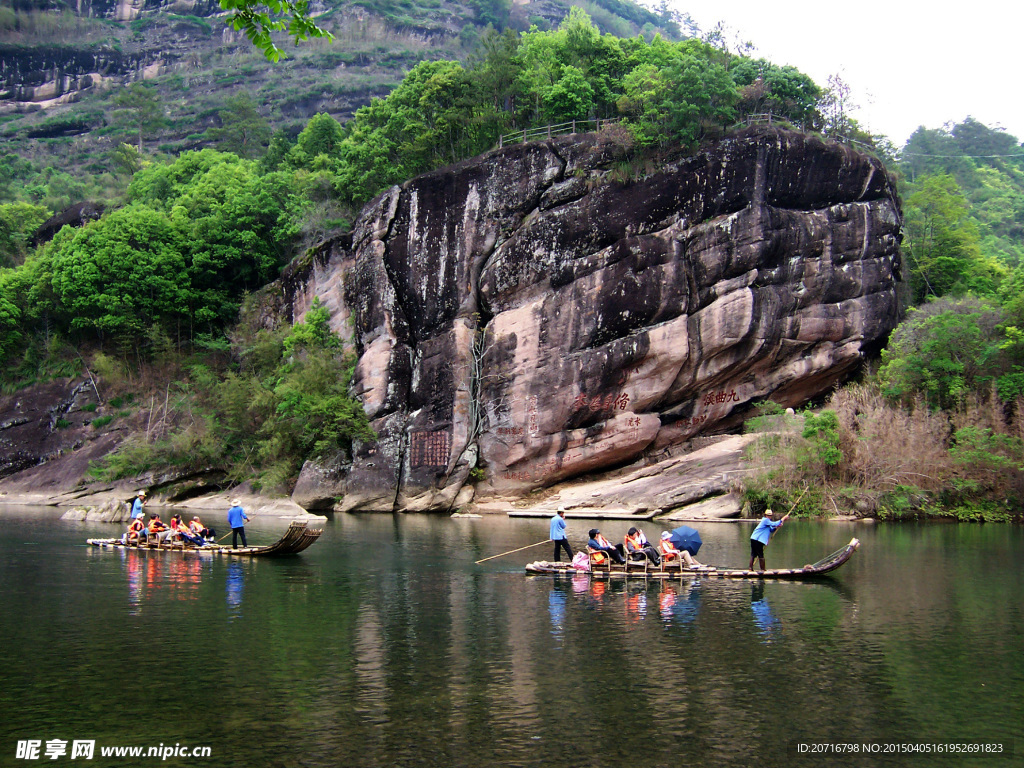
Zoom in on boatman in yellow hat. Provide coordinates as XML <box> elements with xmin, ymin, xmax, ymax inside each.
<box><xmin>749</xmin><ymin>508</ymin><xmax>791</xmax><ymax>571</ymax></box>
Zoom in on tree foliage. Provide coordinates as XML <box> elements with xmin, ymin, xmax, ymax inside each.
<box><xmin>0</xmin><ymin>149</ymin><xmax>304</xmax><ymax>359</ymax></box>
<box><xmin>878</xmin><ymin>297</ymin><xmax>1006</xmax><ymax>408</ymax></box>
<box><xmin>218</xmin><ymin>0</ymin><xmax>333</xmax><ymax>62</ymax></box>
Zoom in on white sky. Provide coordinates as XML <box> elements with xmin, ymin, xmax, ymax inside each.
<box><xmin>670</xmin><ymin>1</ymin><xmax>1024</xmax><ymax>148</ymax></box>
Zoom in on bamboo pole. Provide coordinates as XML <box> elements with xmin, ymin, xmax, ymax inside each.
<box><xmin>475</xmin><ymin>539</ymin><xmax>550</xmax><ymax>564</ymax></box>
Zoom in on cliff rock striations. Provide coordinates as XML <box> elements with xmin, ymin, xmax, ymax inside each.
<box><xmin>284</xmin><ymin>127</ymin><xmax>903</xmax><ymax>512</ymax></box>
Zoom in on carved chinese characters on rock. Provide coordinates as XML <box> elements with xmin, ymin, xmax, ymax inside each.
<box><xmin>410</xmin><ymin>430</ymin><xmax>451</xmax><ymax>468</ymax></box>
<box><xmin>528</xmin><ymin>395</ymin><xmax>539</xmax><ymax>437</ymax></box>
<box><xmin>702</xmin><ymin>389</ymin><xmax>739</xmax><ymax>407</ymax></box>
<box><xmin>572</xmin><ymin>391</ymin><xmax>631</xmax><ymax>413</ymax></box>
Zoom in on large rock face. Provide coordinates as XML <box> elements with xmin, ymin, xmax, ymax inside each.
<box><xmin>286</xmin><ymin>127</ymin><xmax>903</xmax><ymax>512</ymax></box>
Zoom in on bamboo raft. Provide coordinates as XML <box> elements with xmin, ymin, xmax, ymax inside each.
<box><xmin>87</xmin><ymin>521</ymin><xmax>323</xmax><ymax>557</ymax></box>
<box><xmin>525</xmin><ymin>538</ymin><xmax>860</xmax><ymax>579</ymax></box>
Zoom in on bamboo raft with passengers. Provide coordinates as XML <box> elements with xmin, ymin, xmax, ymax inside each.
<box><xmin>87</xmin><ymin>520</ymin><xmax>323</xmax><ymax>557</ymax></box>
<box><xmin>524</xmin><ymin>538</ymin><xmax>860</xmax><ymax>579</ymax></box>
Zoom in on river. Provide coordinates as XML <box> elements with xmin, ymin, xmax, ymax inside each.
<box><xmin>1</xmin><ymin>506</ymin><xmax>1020</xmax><ymax>767</ymax></box>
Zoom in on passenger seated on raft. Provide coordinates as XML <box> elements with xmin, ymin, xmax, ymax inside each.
<box><xmin>658</xmin><ymin>531</ymin><xmax>702</xmax><ymax>568</ymax></box>
<box><xmin>148</xmin><ymin>514</ymin><xmax>173</xmax><ymax>544</ymax></box>
<box><xmin>189</xmin><ymin>516</ymin><xmax>215</xmax><ymax>542</ymax></box>
<box><xmin>170</xmin><ymin>514</ymin><xmax>204</xmax><ymax>546</ymax></box>
<box><xmin>587</xmin><ymin>528</ymin><xmax>626</xmax><ymax>564</ymax></box>
<box><xmin>123</xmin><ymin>513</ymin><xmax>146</xmax><ymax>544</ymax></box>
<box><xmin>624</xmin><ymin>527</ymin><xmax>661</xmax><ymax>566</ymax></box>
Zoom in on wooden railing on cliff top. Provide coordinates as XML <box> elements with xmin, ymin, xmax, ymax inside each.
<box><xmin>497</xmin><ymin>118</ymin><xmax>620</xmax><ymax>148</ymax></box>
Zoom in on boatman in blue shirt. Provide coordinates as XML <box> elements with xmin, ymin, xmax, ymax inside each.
<box><xmin>749</xmin><ymin>508</ymin><xmax>790</xmax><ymax>571</ymax></box>
<box><xmin>550</xmin><ymin>506</ymin><xmax>574</xmax><ymax>563</ymax></box>
<box><xmin>227</xmin><ymin>498</ymin><xmax>250</xmax><ymax>549</ymax></box>
<box><xmin>131</xmin><ymin>490</ymin><xmax>146</xmax><ymax>518</ymax></box>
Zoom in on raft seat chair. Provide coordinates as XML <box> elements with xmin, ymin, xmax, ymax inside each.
<box><xmin>661</xmin><ymin>552</ymin><xmax>683</xmax><ymax>572</ymax></box>
<box><xmin>625</xmin><ymin>550</ymin><xmax>649</xmax><ymax>575</ymax></box>
<box><xmin>588</xmin><ymin>548</ymin><xmax>614</xmax><ymax>574</ymax></box>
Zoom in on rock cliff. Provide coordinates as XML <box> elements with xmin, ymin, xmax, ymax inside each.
<box><xmin>284</xmin><ymin>126</ymin><xmax>904</xmax><ymax>512</ymax></box>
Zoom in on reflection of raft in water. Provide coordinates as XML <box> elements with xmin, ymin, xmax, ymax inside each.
<box><xmin>525</xmin><ymin>538</ymin><xmax>860</xmax><ymax>579</ymax></box>
<box><xmin>87</xmin><ymin>521</ymin><xmax>323</xmax><ymax>557</ymax></box>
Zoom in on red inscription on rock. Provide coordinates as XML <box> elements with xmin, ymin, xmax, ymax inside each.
<box><xmin>573</xmin><ymin>391</ymin><xmax>631</xmax><ymax>413</ymax></box>
<box><xmin>702</xmin><ymin>389</ymin><xmax>739</xmax><ymax>407</ymax></box>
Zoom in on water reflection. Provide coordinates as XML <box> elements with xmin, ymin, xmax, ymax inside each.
<box><xmin>4</xmin><ymin>510</ymin><xmax>1023</xmax><ymax>768</ymax></box>
<box><xmin>226</xmin><ymin>560</ymin><xmax>244</xmax><ymax>618</ymax></box>
<box><xmin>750</xmin><ymin>582</ymin><xmax>780</xmax><ymax>640</ymax></box>
<box><xmin>659</xmin><ymin>581</ymin><xmax>701</xmax><ymax>626</ymax></box>
<box><xmin>117</xmin><ymin>549</ymin><xmax>208</xmax><ymax>612</ymax></box>
<box><xmin>624</xmin><ymin>583</ymin><xmax>649</xmax><ymax>622</ymax></box>
<box><xmin>548</xmin><ymin>581</ymin><xmax>566</xmax><ymax>639</ymax></box>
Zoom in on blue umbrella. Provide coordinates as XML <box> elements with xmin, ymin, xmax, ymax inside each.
<box><xmin>668</xmin><ymin>526</ymin><xmax>702</xmax><ymax>556</ymax></box>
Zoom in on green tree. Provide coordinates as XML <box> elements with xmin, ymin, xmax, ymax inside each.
<box><xmin>542</xmin><ymin>65</ymin><xmax>595</xmax><ymax>121</ymax></box>
<box><xmin>112</xmin><ymin>83</ymin><xmax>165</xmax><ymax>152</ymax></box>
<box><xmin>800</xmin><ymin>410</ymin><xmax>843</xmax><ymax>476</ymax></box>
<box><xmin>48</xmin><ymin>205</ymin><xmax>189</xmax><ymax>351</ymax></box>
<box><xmin>207</xmin><ymin>94</ymin><xmax>272</xmax><ymax>159</ymax></box>
<box><xmin>110</xmin><ymin>143</ymin><xmax>145</xmax><ymax>180</ymax></box>
<box><xmin>878</xmin><ymin>297</ymin><xmax>1003</xmax><ymax>407</ymax></box>
<box><xmin>0</xmin><ymin>201</ymin><xmax>49</xmax><ymax>267</ymax></box>
<box><xmin>901</xmin><ymin>126</ymin><xmax>976</xmax><ymax>185</ymax></box>
<box><xmin>0</xmin><ymin>270</ymin><xmax>22</xmax><ymax>359</ymax></box>
<box><xmin>817</xmin><ymin>74</ymin><xmax>856</xmax><ymax>139</ymax></box>
<box><xmin>951</xmin><ymin>117</ymin><xmax>1020</xmax><ymax>160</ymax></box>
<box><xmin>131</xmin><ymin>150</ymin><xmax>304</xmax><ymax>336</ymax></box>
<box><xmin>617</xmin><ymin>64</ymin><xmax>669</xmax><ymax>145</ymax></box>
<box><xmin>732</xmin><ymin>59</ymin><xmax>820</xmax><ymax>125</ymax></box>
<box><xmin>293</xmin><ymin>112</ymin><xmax>345</xmax><ymax>164</ymax></box>
<box><xmin>903</xmin><ymin>173</ymin><xmax>1002</xmax><ymax>301</ymax></box>
<box><xmin>662</xmin><ymin>41</ymin><xmax>736</xmax><ymax>146</ymax></box>
<box><xmin>336</xmin><ymin>61</ymin><xmax>481</xmax><ymax>206</ymax></box>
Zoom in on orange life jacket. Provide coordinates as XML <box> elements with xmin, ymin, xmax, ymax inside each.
<box><xmin>189</xmin><ymin>520</ymin><xmax>203</xmax><ymax>534</ymax></box>
<box><xmin>588</xmin><ymin>547</ymin><xmax>608</xmax><ymax>564</ymax></box>
<box><xmin>659</xmin><ymin>539</ymin><xmax>679</xmax><ymax>556</ymax></box>
<box><xmin>149</xmin><ymin>519</ymin><xmax>167</xmax><ymax>532</ymax></box>
<box><xmin>624</xmin><ymin>533</ymin><xmax>643</xmax><ymax>552</ymax></box>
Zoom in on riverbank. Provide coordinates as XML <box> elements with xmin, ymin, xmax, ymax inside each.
<box><xmin>0</xmin><ymin>487</ymin><xmax>323</xmax><ymax>522</ymax></box>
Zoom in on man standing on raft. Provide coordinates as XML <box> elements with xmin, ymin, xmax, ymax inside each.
<box><xmin>549</xmin><ymin>507</ymin><xmax>574</xmax><ymax>563</ymax></box>
<box><xmin>749</xmin><ymin>508</ymin><xmax>790</xmax><ymax>571</ymax></box>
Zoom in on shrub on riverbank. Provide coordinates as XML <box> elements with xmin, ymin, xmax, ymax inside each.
<box><xmin>741</xmin><ymin>383</ymin><xmax>1024</xmax><ymax>522</ymax></box>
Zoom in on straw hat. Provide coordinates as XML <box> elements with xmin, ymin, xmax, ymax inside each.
<box><xmin>231</xmin><ymin>498</ymin><xmax>242</xmax><ymax>507</ymax></box>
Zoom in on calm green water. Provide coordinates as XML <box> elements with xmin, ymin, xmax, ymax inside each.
<box><xmin>1</xmin><ymin>507</ymin><xmax>1021</xmax><ymax>768</ymax></box>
